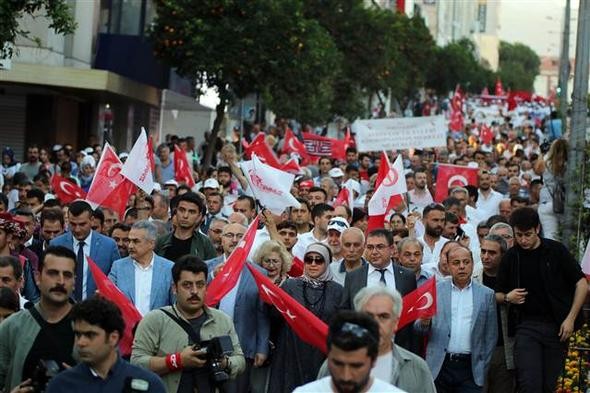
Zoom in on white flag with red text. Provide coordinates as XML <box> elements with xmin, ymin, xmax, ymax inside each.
<box><xmin>239</xmin><ymin>154</ymin><xmax>301</xmax><ymax>214</ymax></box>
<box><xmin>121</xmin><ymin>127</ymin><xmax>154</xmax><ymax>194</ymax></box>
<box><xmin>368</xmin><ymin>153</ymin><xmax>406</xmax><ymax>215</ymax></box>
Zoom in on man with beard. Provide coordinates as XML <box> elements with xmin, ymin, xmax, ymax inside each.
<box><xmin>110</xmin><ymin>223</ymin><xmax>131</xmax><ymax>258</ymax></box>
<box><xmin>407</xmin><ymin>168</ymin><xmax>433</xmax><ymax>210</ymax></box>
<box><xmin>476</xmin><ymin>171</ymin><xmax>503</xmax><ymax>221</ymax></box>
<box><xmin>290</xmin><ymin>198</ymin><xmax>312</xmax><ymax>234</ymax></box>
<box><xmin>131</xmin><ymin>255</ymin><xmax>245</xmax><ymax>393</ymax></box>
<box><xmin>19</xmin><ymin>145</ymin><xmax>42</xmax><ymax>181</ymax></box>
<box><xmin>155</xmin><ymin>192</ymin><xmax>216</xmax><ymax>262</ymax></box>
<box><xmin>0</xmin><ymin>246</ymin><xmax>77</xmax><ymax>391</ymax></box>
<box><xmin>45</xmin><ymin>296</ymin><xmax>165</xmax><ymax>392</ymax></box>
<box><xmin>294</xmin><ymin>311</ymin><xmax>400</xmax><ymax>392</ymax></box>
<box><xmin>418</xmin><ymin>203</ymin><xmax>448</xmax><ymax>266</ymax></box>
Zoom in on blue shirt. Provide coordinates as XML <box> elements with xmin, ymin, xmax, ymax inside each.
<box><xmin>46</xmin><ymin>356</ymin><xmax>166</xmax><ymax>393</ymax></box>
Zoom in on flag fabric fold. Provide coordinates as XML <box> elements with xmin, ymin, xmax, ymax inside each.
<box><xmin>246</xmin><ymin>263</ymin><xmax>329</xmax><ymax>353</ymax></box>
<box><xmin>86</xmin><ymin>143</ymin><xmax>136</xmax><ymax>218</ymax></box>
<box><xmin>87</xmin><ymin>256</ymin><xmax>142</xmax><ymax>356</ymax></box>
<box><xmin>397</xmin><ymin>276</ymin><xmax>437</xmax><ymax>330</ymax></box>
<box><xmin>287</xmin><ymin>256</ymin><xmax>304</xmax><ymax>277</ymax></box>
<box><xmin>121</xmin><ymin>127</ymin><xmax>155</xmax><ymax>194</ymax></box>
<box><xmin>51</xmin><ymin>174</ymin><xmax>86</xmax><ymax>204</ymax></box>
<box><xmin>174</xmin><ymin>145</ymin><xmax>196</xmax><ymax>188</ymax></box>
<box><xmin>205</xmin><ymin>215</ymin><xmax>260</xmax><ymax>306</ymax></box>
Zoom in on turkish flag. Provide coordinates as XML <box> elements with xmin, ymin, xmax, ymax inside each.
<box><xmin>279</xmin><ymin>158</ymin><xmax>303</xmax><ymax>174</ymax></box>
<box><xmin>495</xmin><ymin>78</ymin><xmax>505</xmax><ymax>97</ymax></box>
<box><xmin>87</xmin><ymin>256</ymin><xmax>142</xmax><ymax>356</ymax></box>
<box><xmin>334</xmin><ymin>187</ymin><xmax>352</xmax><ymax>208</ymax></box>
<box><xmin>206</xmin><ymin>215</ymin><xmax>260</xmax><ymax>306</ymax></box>
<box><xmin>287</xmin><ymin>256</ymin><xmax>304</xmax><ymax>277</ymax></box>
<box><xmin>245</xmin><ymin>134</ymin><xmax>283</xmax><ymax>169</ymax></box>
<box><xmin>506</xmin><ymin>91</ymin><xmax>532</xmax><ymax>111</ymax></box>
<box><xmin>581</xmin><ymin>239</ymin><xmax>590</xmax><ymax>280</ymax></box>
<box><xmin>246</xmin><ymin>263</ymin><xmax>329</xmax><ymax>353</ymax></box>
<box><xmin>121</xmin><ymin>127</ymin><xmax>155</xmax><ymax>194</ymax></box>
<box><xmin>480</xmin><ymin>124</ymin><xmax>494</xmax><ymax>145</ymax></box>
<box><xmin>86</xmin><ymin>143</ymin><xmax>137</xmax><ymax>218</ymax></box>
<box><xmin>51</xmin><ymin>175</ymin><xmax>86</xmax><ymax>204</ymax></box>
<box><xmin>282</xmin><ymin>129</ymin><xmax>310</xmax><ymax>161</ymax></box>
<box><xmin>434</xmin><ymin>164</ymin><xmax>479</xmax><ymax>202</ymax></box>
<box><xmin>174</xmin><ymin>145</ymin><xmax>195</xmax><ymax>188</ymax></box>
<box><xmin>397</xmin><ymin>276</ymin><xmax>437</xmax><ymax>330</ymax></box>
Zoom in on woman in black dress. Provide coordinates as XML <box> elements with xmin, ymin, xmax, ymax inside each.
<box><xmin>268</xmin><ymin>242</ymin><xmax>343</xmax><ymax>393</ymax></box>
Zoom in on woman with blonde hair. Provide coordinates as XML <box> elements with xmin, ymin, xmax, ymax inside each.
<box><xmin>534</xmin><ymin>139</ymin><xmax>567</xmax><ymax>240</ymax></box>
<box><xmin>253</xmin><ymin>240</ymin><xmax>292</xmax><ymax>286</ymax></box>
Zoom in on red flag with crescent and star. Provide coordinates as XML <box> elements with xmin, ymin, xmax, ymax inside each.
<box><xmin>246</xmin><ymin>262</ymin><xmax>329</xmax><ymax>353</ymax></box>
<box><xmin>174</xmin><ymin>145</ymin><xmax>195</xmax><ymax>188</ymax></box>
<box><xmin>282</xmin><ymin>129</ymin><xmax>310</xmax><ymax>161</ymax></box>
<box><xmin>87</xmin><ymin>256</ymin><xmax>142</xmax><ymax>356</ymax></box>
<box><xmin>51</xmin><ymin>174</ymin><xmax>86</xmax><ymax>204</ymax></box>
<box><xmin>287</xmin><ymin>256</ymin><xmax>304</xmax><ymax>277</ymax></box>
<box><xmin>206</xmin><ymin>215</ymin><xmax>260</xmax><ymax>306</ymax></box>
<box><xmin>86</xmin><ymin>143</ymin><xmax>137</xmax><ymax>218</ymax></box>
<box><xmin>397</xmin><ymin>276</ymin><xmax>437</xmax><ymax>330</ymax></box>
<box><xmin>434</xmin><ymin>164</ymin><xmax>479</xmax><ymax>202</ymax></box>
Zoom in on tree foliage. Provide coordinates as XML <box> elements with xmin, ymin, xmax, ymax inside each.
<box><xmin>0</xmin><ymin>0</ymin><xmax>76</xmax><ymax>58</ymax></box>
<box><xmin>497</xmin><ymin>41</ymin><xmax>540</xmax><ymax>92</ymax></box>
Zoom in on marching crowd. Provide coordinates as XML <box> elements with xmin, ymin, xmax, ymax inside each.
<box><xmin>0</xmin><ymin>98</ymin><xmax>587</xmax><ymax>393</ymax></box>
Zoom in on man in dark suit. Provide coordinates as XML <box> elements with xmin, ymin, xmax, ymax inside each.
<box><xmin>206</xmin><ymin>222</ymin><xmax>270</xmax><ymax>393</ymax></box>
<box><xmin>50</xmin><ymin>200</ymin><xmax>120</xmax><ymax>301</ymax></box>
<box><xmin>341</xmin><ymin>229</ymin><xmax>417</xmax><ymax>352</ymax></box>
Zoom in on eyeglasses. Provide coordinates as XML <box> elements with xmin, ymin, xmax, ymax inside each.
<box><xmin>365</xmin><ymin>244</ymin><xmax>388</xmax><ymax>252</ymax></box>
<box><xmin>304</xmin><ymin>256</ymin><xmax>325</xmax><ymax>265</ymax></box>
<box><xmin>223</xmin><ymin>232</ymin><xmax>244</xmax><ymax>240</ymax></box>
<box><xmin>339</xmin><ymin>322</ymin><xmax>371</xmax><ymax>339</ymax></box>
<box><xmin>262</xmin><ymin>258</ymin><xmax>282</xmax><ymax>265</ymax></box>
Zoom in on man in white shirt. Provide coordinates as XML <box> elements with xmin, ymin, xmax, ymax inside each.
<box><xmin>292</xmin><ymin>203</ymin><xmax>334</xmax><ymax>260</ymax></box>
<box><xmin>417</xmin><ymin>203</ymin><xmax>448</xmax><ymax>266</ymax></box>
<box><xmin>294</xmin><ymin>311</ymin><xmax>403</xmax><ymax>393</ymax></box>
<box><xmin>407</xmin><ymin>168</ymin><xmax>433</xmax><ymax>210</ymax></box>
<box><xmin>476</xmin><ymin>170</ymin><xmax>504</xmax><ymax>221</ymax></box>
<box><xmin>108</xmin><ymin>220</ymin><xmax>174</xmax><ymax>316</ymax></box>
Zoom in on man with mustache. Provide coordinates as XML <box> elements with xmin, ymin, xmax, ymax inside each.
<box><xmin>418</xmin><ymin>203</ymin><xmax>448</xmax><ymax>266</ymax></box>
<box><xmin>0</xmin><ymin>246</ymin><xmax>78</xmax><ymax>392</ymax></box>
<box><xmin>45</xmin><ymin>296</ymin><xmax>165</xmax><ymax>392</ymax></box>
<box><xmin>132</xmin><ymin>255</ymin><xmax>245</xmax><ymax>393</ymax></box>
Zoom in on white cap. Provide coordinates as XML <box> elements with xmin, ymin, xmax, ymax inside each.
<box><xmin>327</xmin><ymin>217</ymin><xmax>350</xmax><ymax>233</ymax></box>
<box><xmin>84</xmin><ymin>147</ymin><xmax>94</xmax><ymax>155</ymax></box>
<box><xmin>81</xmin><ymin>155</ymin><xmax>96</xmax><ymax>168</ymax></box>
<box><xmin>203</xmin><ymin>178</ymin><xmax>220</xmax><ymax>189</ymax></box>
<box><xmin>329</xmin><ymin>168</ymin><xmax>344</xmax><ymax>178</ymax></box>
<box><xmin>164</xmin><ymin>179</ymin><xmax>179</xmax><ymax>187</ymax></box>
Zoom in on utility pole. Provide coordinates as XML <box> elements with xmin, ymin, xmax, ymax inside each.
<box><xmin>563</xmin><ymin>0</ymin><xmax>590</xmax><ymax>246</ymax></box>
<box><xmin>558</xmin><ymin>0</ymin><xmax>571</xmax><ymax>132</ymax></box>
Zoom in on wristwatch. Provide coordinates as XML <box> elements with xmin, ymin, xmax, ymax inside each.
<box><xmin>503</xmin><ymin>294</ymin><xmax>509</xmax><ymax>304</ymax></box>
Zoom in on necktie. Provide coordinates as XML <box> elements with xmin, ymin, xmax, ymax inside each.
<box><xmin>377</xmin><ymin>269</ymin><xmax>387</xmax><ymax>285</ymax></box>
<box><xmin>75</xmin><ymin>241</ymin><xmax>85</xmax><ymax>301</ymax></box>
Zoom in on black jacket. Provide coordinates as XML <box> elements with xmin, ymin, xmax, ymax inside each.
<box><xmin>497</xmin><ymin>238</ymin><xmax>585</xmax><ymax>332</ymax></box>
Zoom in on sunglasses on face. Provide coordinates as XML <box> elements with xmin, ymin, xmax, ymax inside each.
<box><xmin>304</xmin><ymin>256</ymin><xmax>325</xmax><ymax>265</ymax></box>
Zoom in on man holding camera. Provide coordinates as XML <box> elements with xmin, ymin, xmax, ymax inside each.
<box><xmin>131</xmin><ymin>255</ymin><xmax>245</xmax><ymax>393</ymax></box>
<box><xmin>0</xmin><ymin>246</ymin><xmax>77</xmax><ymax>392</ymax></box>
<box><xmin>45</xmin><ymin>296</ymin><xmax>165</xmax><ymax>392</ymax></box>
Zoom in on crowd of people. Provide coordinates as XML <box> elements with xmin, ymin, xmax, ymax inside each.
<box><xmin>0</xmin><ymin>98</ymin><xmax>588</xmax><ymax>393</ymax></box>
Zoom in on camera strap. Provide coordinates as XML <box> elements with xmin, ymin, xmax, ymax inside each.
<box><xmin>160</xmin><ymin>309</ymin><xmax>200</xmax><ymax>344</ymax></box>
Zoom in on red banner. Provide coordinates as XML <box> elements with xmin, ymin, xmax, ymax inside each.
<box><xmin>302</xmin><ymin>132</ymin><xmax>346</xmax><ymax>160</ymax></box>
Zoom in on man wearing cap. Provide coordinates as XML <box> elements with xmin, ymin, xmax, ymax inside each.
<box><xmin>163</xmin><ymin>180</ymin><xmax>178</xmax><ymax>198</ymax></box>
<box><xmin>201</xmin><ymin>178</ymin><xmax>220</xmax><ymax>198</ymax></box>
<box><xmin>328</xmin><ymin>168</ymin><xmax>344</xmax><ymax>188</ymax></box>
<box><xmin>326</xmin><ymin>217</ymin><xmax>349</xmax><ymax>265</ymax></box>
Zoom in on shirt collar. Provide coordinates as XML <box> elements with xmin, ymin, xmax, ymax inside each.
<box><xmin>368</xmin><ymin>261</ymin><xmax>393</xmax><ymax>274</ymax></box>
<box><xmin>338</xmin><ymin>258</ymin><xmax>367</xmax><ymax>273</ymax></box>
<box><xmin>87</xmin><ymin>355</ymin><xmax>123</xmax><ymax>379</ymax></box>
<box><xmin>74</xmin><ymin>231</ymin><xmax>92</xmax><ymax>248</ymax></box>
<box><xmin>451</xmin><ymin>279</ymin><xmax>473</xmax><ymax>291</ymax></box>
<box><xmin>133</xmin><ymin>253</ymin><xmax>155</xmax><ymax>270</ymax></box>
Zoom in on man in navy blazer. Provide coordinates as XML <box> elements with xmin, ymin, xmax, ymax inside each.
<box><xmin>50</xmin><ymin>201</ymin><xmax>120</xmax><ymax>301</ymax></box>
<box><xmin>206</xmin><ymin>222</ymin><xmax>270</xmax><ymax>393</ymax></box>
<box><xmin>109</xmin><ymin>220</ymin><xmax>174</xmax><ymax>315</ymax></box>
<box><xmin>416</xmin><ymin>245</ymin><xmax>497</xmax><ymax>392</ymax></box>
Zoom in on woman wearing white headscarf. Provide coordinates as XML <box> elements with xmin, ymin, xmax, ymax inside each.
<box><xmin>268</xmin><ymin>242</ymin><xmax>343</xmax><ymax>393</ymax></box>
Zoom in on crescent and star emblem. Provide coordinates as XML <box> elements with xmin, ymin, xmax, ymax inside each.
<box><xmin>447</xmin><ymin>174</ymin><xmax>469</xmax><ymax>188</ymax></box>
<box><xmin>407</xmin><ymin>292</ymin><xmax>434</xmax><ymax>314</ymax></box>
<box><xmin>382</xmin><ymin>168</ymin><xmax>399</xmax><ymax>187</ymax></box>
<box><xmin>60</xmin><ymin>181</ymin><xmax>81</xmax><ymax>196</ymax></box>
<box><xmin>261</xmin><ymin>284</ymin><xmax>296</xmax><ymax>320</ymax></box>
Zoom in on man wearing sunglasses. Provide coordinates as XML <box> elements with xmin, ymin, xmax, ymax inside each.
<box><xmin>294</xmin><ymin>311</ymin><xmax>401</xmax><ymax>392</ymax></box>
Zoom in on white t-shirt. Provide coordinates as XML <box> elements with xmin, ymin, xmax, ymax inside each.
<box><xmin>372</xmin><ymin>351</ymin><xmax>393</xmax><ymax>382</ymax></box>
<box><xmin>293</xmin><ymin>376</ymin><xmax>405</xmax><ymax>392</ymax></box>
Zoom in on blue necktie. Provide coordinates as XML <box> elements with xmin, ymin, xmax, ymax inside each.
<box><xmin>75</xmin><ymin>241</ymin><xmax>85</xmax><ymax>301</ymax></box>
<box><xmin>377</xmin><ymin>269</ymin><xmax>387</xmax><ymax>285</ymax></box>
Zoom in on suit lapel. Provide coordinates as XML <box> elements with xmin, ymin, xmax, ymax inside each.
<box><xmin>149</xmin><ymin>257</ymin><xmax>160</xmax><ymax>309</ymax></box>
<box><xmin>90</xmin><ymin>231</ymin><xmax>100</xmax><ymax>261</ymax></box>
<box><xmin>470</xmin><ymin>283</ymin><xmax>482</xmax><ymax>332</ymax></box>
<box><xmin>126</xmin><ymin>259</ymin><xmax>136</xmax><ymax>303</ymax></box>
<box><xmin>442</xmin><ymin>281</ymin><xmax>452</xmax><ymax>330</ymax></box>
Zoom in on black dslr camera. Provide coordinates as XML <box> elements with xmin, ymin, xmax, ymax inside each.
<box><xmin>194</xmin><ymin>335</ymin><xmax>234</xmax><ymax>383</ymax></box>
<box><xmin>30</xmin><ymin>359</ymin><xmax>60</xmax><ymax>392</ymax></box>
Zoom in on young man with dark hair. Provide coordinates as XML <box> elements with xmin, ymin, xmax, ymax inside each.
<box><xmin>407</xmin><ymin>167</ymin><xmax>433</xmax><ymax>210</ymax></box>
<box><xmin>45</xmin><ymin>296</ymin><xmax>165</xmax><ymax>392</ymax></box>
<box><xmin>290</xmin><ymin>198</ymin><xmax>312</xmax><ymax>234</ymax></box>
<box><xmin>418</xmin><ymin>203</ymin><xmax>448</xmax><ymax>266</ymax></box>
<box><xmin>307</xmin><ymin>186</ymin><xmax>328</xmax><ymax>207</ymax></box>
<box><xmin>131</xmin><ymin>255</ymin><xmax>245</xmax><ymax>393</ymax></box>
<box><xmin>232</xmin><ymin>195</ymin><xmax>256</xmax><ymax>223</ymax></box>
<box><xmin>91</xmin><ymin>208</ymin><xmax>105</xmax><ymax>234</ymax></box>
<box><xmin>292</xmin><ymin>203</ymin><xmax>334</xmax><ymax>260</ymax></box>
<box><xmin>496</xmin><ymin>207</ymin><xmax>588</xmax><ymax>393</ymax></box>
<box><xmin>24</xmin><ymin>188</ymin><xmax>45</xmax><ymax>215</ymax></box>
<box><xmin>0</xmin><ymin>246</ymin><xmax>78</xmax><ymax>391</ymax></box>
<box><xmin>109</xmin><ymin>223</ymin><xmax>131</xmax><ymax>258</ymax></box>
<box><xmin>276</xmin><ymin>221</ymin><xmax>298</xmax><ymax>253</ymax></box>
<box><xmin>0</xmin><ymin>255</ymin><xmax>25</xmax><ymax>308</ymax></box>
<box><xmin>50</xmin><ymin>200</ymin><xmax>120</xmax><ymax>301</ymax></box>
<box><xmin>155</xmin><ymin>192</ymin><xmax>216</xmax><ymax>262</ymax></box>
<box><xmin>294</xmin><ymin>311</ymin><xmax>399</xmax><ymax>392</ymax></box>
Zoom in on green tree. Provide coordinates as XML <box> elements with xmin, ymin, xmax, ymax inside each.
<box><xmin>497</xmin><ymin>41</ymin><xmax>540</xmax><ymax>91</ymax></box>
<box><xmin>0</xmin><ymin>0</ymin><xmax>76</xmax><ymax>58</ymax></box>
<box><xmin>150</xmin><ymin>0</ymin><xmax>341</xmax><ymax>168</ymax></box>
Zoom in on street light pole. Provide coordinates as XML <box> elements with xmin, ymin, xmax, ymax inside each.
<box><xmin>558</xmin><ymin>0</ymin><xmax>571</xmax><ymax>130</ymax></box>
<box><xmin>563</xmin><ymin>0</ymin><xmax>590</xmax><ymax>246</ymax></box>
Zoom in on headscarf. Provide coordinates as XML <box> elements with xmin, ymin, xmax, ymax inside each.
<box><xmin>301</xmin><ymin>242</ymin><xmax>334</xmax><ymax>287</ymax></box>
<box><xmin>2</xmin><ymin>147</ymin><xmax>16</xmax><ymax>167</ymax></box>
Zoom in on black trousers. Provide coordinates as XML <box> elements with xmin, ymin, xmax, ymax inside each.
<box><xmin>513</xmin><ymin>320</ymin><xmax>567</xmax><ymax>393</ymax></box>
<box><xmin>435</xmin><ymin>355</ymin><xmax>482</xmax><ymax>393</ymax></box>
